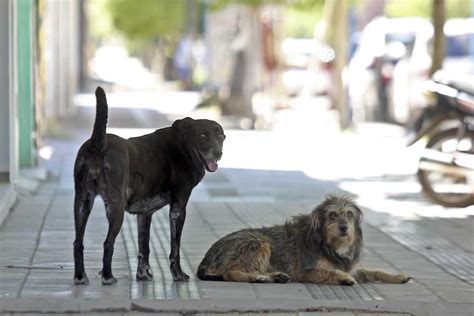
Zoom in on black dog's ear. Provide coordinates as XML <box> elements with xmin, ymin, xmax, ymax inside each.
<box><xmin>172</xmin><ymin>117</ymin><xmax>195</xmax><ymax>136</ymax></box>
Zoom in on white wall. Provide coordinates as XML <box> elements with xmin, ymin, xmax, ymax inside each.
<box><xmin>43</xmin><ymin>0</ymin><xmax>80</xmax><ymax>119</ymax></box>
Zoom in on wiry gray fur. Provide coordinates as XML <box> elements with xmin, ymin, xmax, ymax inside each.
<box><xmin>197</xmin><ymin>194</ymin><xmax>363</xmax><ymax>282</ymax></box>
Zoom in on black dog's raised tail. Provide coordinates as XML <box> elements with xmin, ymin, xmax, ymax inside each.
<box><xmin>196</xmin><ymin>267</ymin><xmax>224</xmax><ymax>281</ymax></box>
<box><xmin>91</xmin><ymin>86</ymin><xmax>108</xmax><ymax>152</ymax></box>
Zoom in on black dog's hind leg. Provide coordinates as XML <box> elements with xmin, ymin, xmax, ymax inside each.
<box><xmin>101</xmin><ymin>199</ymin><xmax>125</xmax><ymax>285</ymax></box>
<box><xmin>136</xmin><ymin>214</ymin><xmax>153</xmax><ymax>281</ymax></box>
<box><xmin>169</xmin><ymin>196</ymin><xmax>190</xmax><ymax>281</ymax></box>
<box><xmin>73</xmin><ymin>190</ymin><xmax>95</xmax><ymax>285</ymax></box>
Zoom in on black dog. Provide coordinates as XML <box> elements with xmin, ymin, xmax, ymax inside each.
<box><xmin>73</xmin><ymin>87</ymin><xmax>225</xmax><ymax>285</ymax></box>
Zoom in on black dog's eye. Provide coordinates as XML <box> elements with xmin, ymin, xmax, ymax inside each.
<box><xmin>200</xmin><ymin>133</ymin><xmax>208</xmax><ymax>139</ymax></box>
<box><xmin>218</xmin><ymin>134</ymin><xmax>226</xmax><ymax>140</ymax></box>
<box><xmin>329</xmin><ymin>212</ymin><xmax>338</xmax><ymax>219</ymax></box>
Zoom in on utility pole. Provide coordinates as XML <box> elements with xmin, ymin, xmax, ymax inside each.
<box><xmin>78</xmin><ymin>0</ymin><xmax>88</xmax><ymax>91</ymax></box>
<box><xmin>429</xmin><ymin>0</ymin><xmax>445</xmax><ymax>76</ymax></box>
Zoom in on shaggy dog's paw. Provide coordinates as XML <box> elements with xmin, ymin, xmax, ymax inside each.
<box><xmin>339</xmin><ymin>274</ymin><xmax>356</xmax><ymax>286</ymax></box>
<box><xmin>272</xmin><ymin>272</ymin><xmax>290</xmax><ymax>283</ymax></box>
<box><xmin>397</xmin><ymin>273</ymin><xmax>412</xmax><ymax>284</ymax></box>
<box><xmin>254</xmin><ymin>275</ymin><xmax>271</xmax><ymax>283</ymax></box>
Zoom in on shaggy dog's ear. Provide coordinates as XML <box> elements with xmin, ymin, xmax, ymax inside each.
<box><xmin>348</xmin><ymin>201</ymin><xmax>364</xmax><ymax>263</ymax></box>
<box><xmin>173</xmin><ymin>117</ymin><xmax>194</xmax><ymax>133</ymax></box>
<box><xmin>307</xmin><ymin>205</ymin><xmax>325</xmax><ymax>245</ymax></box>
<box><xmin>352</xmin><ymin>203</ymin><xmax>363</xmax><ymax>242</ymax></box>
<box><xmin>347</xmin><ymin>200</ymin><xmax>362</xmax><ymax>231</ymax></box>
<box><xmin>352</xmin><ymin>202</ymin><xmax>363</xmax><ymax>217</ymax></box>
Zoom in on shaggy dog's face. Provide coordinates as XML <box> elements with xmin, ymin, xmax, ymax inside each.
<box><xmin>311</xmin><ymin>196</ymin><xmax>362</xmax><ymax>256</ymax></box>
<box><xmin>323</xmin><ymin>204</ymin><xmax>359</xmax><ymax>254</ymax></box>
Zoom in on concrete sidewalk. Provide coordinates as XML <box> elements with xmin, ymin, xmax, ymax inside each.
<box><xmin>1</xmin><ymin>106</ymin><xmax>473</xmax><ymax>315</ymax></box>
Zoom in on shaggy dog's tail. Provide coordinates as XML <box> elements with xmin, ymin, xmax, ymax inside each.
<box><xmin>196</xmin><ymin>267</ymin><xmax>224</xmax><ymax>281</ymax></box>
<box><xmin>90</xmin><ymin>86</ymin><xmax>108</xmax><ymax>152</ymax></box>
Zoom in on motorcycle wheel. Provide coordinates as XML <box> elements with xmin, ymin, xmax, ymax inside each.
<box><xmin>417</xmin><ymin>128</ymin><xmax>474</xmax><ymax>207</ymax></box>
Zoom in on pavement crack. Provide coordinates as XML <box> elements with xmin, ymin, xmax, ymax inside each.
<box><xmin>15</xmin><ymin>172</ymin><xmax>59</xmax><ymax>298</ymax></box>
<box><xmin>6</xmin><ymin>264</ymin><xmax>66</xmax><ymax>270</ymax></box>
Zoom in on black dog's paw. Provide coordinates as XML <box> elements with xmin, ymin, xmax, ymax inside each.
<box><xmin>273</xmin><ymin>272</ymin><xmax>290</xmax><ymax>283</ymax></box>
<box><xmin>99</xmin><ymin>270</ymin><xmax>118</xmax><ymax>285</ymax></box>
<box><xmin>101</xmin><ymin>275</ymin><xmax>118</xmax><ymax>285</ymax></box>
<box><xmin>136</xmin><ymin>267</ymin><xmax>154</xmax><ymax>281</ymax></box>
<box><xmin>172</xmin><ymin>270</ymin><xmax>190</xmax><ymax>282</ymax></box>
<box><xmin>73</xmin><ymin>273</ymin><xmax>89</xmax><ymax>285</ymax></box>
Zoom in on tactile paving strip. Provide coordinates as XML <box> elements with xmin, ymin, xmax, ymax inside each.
<box><xmin>122</xmin><ymin>213</ymin><xmax>200</xmax><ymax>299</ymax></box>
<box><xmin>363</xmin><ymin>211</ymin><xmax>474</xmax><ymax>285</ymax></box>
<box><xmin>227</xmin><ymin>203</ymin><xmax>386</xmax><ymax>301</ymax></box>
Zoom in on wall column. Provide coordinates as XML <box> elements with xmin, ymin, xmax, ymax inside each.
<box><xmin>0</xmin><ymin>0</ymin><xmax>10</xmax><ymax>177</ymax></box>
<box><xmin>17</xmin><ymin>0</ymin><xmax>35</xmax><ymax>168</ymax></box>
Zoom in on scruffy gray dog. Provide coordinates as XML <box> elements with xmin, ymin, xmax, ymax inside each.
<box><xmin>197</xmin><ymin>194</ymin><xmax>411</xmax><ymax>285</ymax></box>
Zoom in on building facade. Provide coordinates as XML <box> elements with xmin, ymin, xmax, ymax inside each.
<box><xmin>0</xmin><ymin>0</ymin><xmax>80</xmax><ymax>225</ymax></box>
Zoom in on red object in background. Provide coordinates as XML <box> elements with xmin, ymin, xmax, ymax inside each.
<box><xmin>381</xmin><ymin>63</ymin><xmax>394</xmax><ymax>84</ymax></box>
<box><xmin>261</xmin><ymin>18</ymin><xmax>277</xmax><ymax>71</ymax></box>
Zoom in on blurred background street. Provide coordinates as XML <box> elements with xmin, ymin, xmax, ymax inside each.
<box><xmin>0</xmin><ymin>0</ymin><xmax>473</xmax><ymax>314</ymax></box>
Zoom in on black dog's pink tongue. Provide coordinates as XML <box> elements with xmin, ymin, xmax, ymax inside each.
<box><xmin>206</xmin><ymin>160</ymin><xmax>218</xmax><ymax>172</ymax></box>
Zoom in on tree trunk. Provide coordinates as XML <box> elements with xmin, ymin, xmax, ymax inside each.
<box><xmin>323</xmin><ymin>0</ymin><xmax>349</xmax><ymax>129</ymax></box>
<box><xmin>222</xmin><ymin>6</ymin><xmax>261</xmax><ymax>122</ymax></box>
<box><xmin>430</xmin><ymin>0</ymin><xmax>445</xmax><ymax>76</ymax></box>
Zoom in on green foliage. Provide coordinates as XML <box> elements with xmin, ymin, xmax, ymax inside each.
<box><xmin>385</xmin><ymin>0</ymin><xmax>431</xmax><ymax>18</ymax></box>
<box><xmin>446</xmin><ymin>0</ymin><xmax>472</xmax><ymax>18</ymax></box>
<box><xmin>106</xmin><ymin>0</ymin><xmax>187</xmax><ymax>41</ymax></box>
<box><xmin>210</xmin><ymin>0</ymin><xmax>325</xmax><ymax>38</ymax></box>
<box><xmin>88</xmin><ymin>0</ymin><xmax>115</xmax><ymax>39</ymax></box>
<box><xmin>88</xmin><ymin>0</ymin><xmax>188</xmax><ymax>50</ymax></box>
<box><xmin>89</xmin><ymin>0</ymin><xmax>329</xmax><ymax>44</ymax></box>
<box><xmin>291</xmin><ymin>0</ymin><xmax>326</xmax><ymax>10</ymax></box>
<box><xmin>210</xmin><ymin>0</ymin><xmax>324</xmax><ymax>10</ymax></box>
<box><xmin>282</xmin><ymin>6</ymin><xmax>324</xmax><ymax>38</ymax></box>
<box><xmin>385</xmin><ymin>0</ymin><xmax>471</xmax><ymax>18</ymax></box>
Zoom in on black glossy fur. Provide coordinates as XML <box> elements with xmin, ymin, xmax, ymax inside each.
<box><xmin>73</xmin><ymin>87</ymin><xmax>225</xmax><ymax>285</ymax></box>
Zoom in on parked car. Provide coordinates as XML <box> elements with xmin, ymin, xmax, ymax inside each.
<box><xmin>348</xmin><ymin>17</ymin><xmax>433</xmax><ymax>124</ymax></box>
<box><xmin>391</xmin><ymin>18</ymin><xmax>474</xmax><ymax>124</ymax></box>
<box><xmin>280</xmin><ymin>38</ymin><xmax>335</xmax><ymax>97</ymax></box>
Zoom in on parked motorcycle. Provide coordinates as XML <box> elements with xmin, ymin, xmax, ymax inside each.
<box><xmin>408</xmin><ymin>71</ymin><xmax>474</xmax><ymax>207</ymax></box>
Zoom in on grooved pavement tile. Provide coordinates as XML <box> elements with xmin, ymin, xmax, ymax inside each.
<box><xmin>252</xmin><ymin>283</ymin><xmax>312</xmax><ymax>299</ymax></box>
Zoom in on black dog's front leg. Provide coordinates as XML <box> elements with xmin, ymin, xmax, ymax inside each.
<box><xmin>136</xmin><ymin>214</ymin><xmax>153</xmax><ymax>281</ymax></box>
<box><xmin>169</xmin><ymin>201</ymin><xmax>189</xmax><ymax>281</ymax></box>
